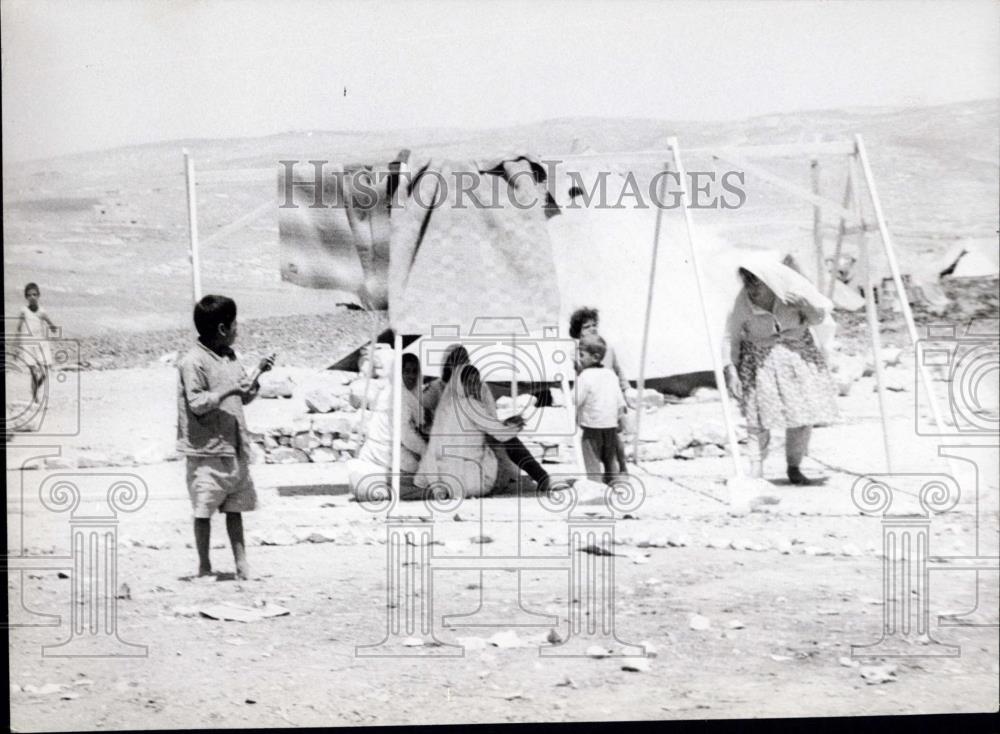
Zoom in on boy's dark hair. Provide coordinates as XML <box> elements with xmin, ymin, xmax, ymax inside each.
<box><xmin>193</xmin><ymin>295</ymin><xmax>237</xmax><ymax>339</ymax></box>
<box><xmin>24</xmin><ymin>282</ymin><xmax>39</xmax><ymax>296</ymax></box>
<box><xmin>578</xmin><ymin>334</ymin><xmax>607</xmax><ymax>363</ymax></box>
<box><xmin>402</xmin><ymin>353</ymin><xmax>420</xmax><ymax>370</ymax></box>
<box><xmin>569</xmin><ymin>307</ymin><xmax>599</xmax><ymax>339</ymax></box>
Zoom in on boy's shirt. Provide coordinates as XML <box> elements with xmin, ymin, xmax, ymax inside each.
<box><xmin>176</xmin><ymin>341</ymin><xmax>251</xmax><ymax>457</ymax></box>
<box><xmin>575</xmin><ymin>365</ymin><xmax>625</xmax><ymax>429</ymax></box>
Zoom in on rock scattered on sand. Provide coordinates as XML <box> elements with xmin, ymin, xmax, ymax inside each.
<box><xmin>860</xmin><ymin>664</ymin><xmax>897</xmax><ymax>684</ymax></box>
<box><xmin>488</xmin><ymin>630</ymin><xmax>523</xmax><ymax>649</ymax></box>
<box><xmin>689</xmin><ymin>614</ymin><xmax>711</xmax><ymax>631</ymax></box>
<box><xmin>621</xmin><ymin>657</ymin><xmax>651</xmax><ymax>673</ymax></box>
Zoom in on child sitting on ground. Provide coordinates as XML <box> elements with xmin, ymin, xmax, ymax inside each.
<box><xmin>176</xmin><ymin>295</ymin><xmax>273</xmax><ymax>580</ymax></box>
<box><xmin>575</xmin><ymin>334</ymin><xmax>626</xmax><ymax>485</ymax></box>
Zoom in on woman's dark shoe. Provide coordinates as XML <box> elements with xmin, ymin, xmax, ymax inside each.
<box><xmin>787</xmin><ymin>466</ymin><xmax>821</xmax><ymax>486</ymax></box>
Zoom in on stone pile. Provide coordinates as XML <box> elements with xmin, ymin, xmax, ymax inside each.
<box><xmin>249</xmin><ymin>368</ymin><xmax>379</xmax><ymax>464</ymax></box>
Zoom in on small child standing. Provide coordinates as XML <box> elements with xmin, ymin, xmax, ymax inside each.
<box><xmin>16</xmin><ymin>282</ymin><xmax>59</xmax><ymax>405</ymax></box>
<box><xmin>176</xmin><ymin>295</ymin><xmax>273</xmax><ymax>580</ymax></box>
<box><xmin>575</xmin><ymin>335</ymin><xmax>626</xmax><ymax>485</ymax></box>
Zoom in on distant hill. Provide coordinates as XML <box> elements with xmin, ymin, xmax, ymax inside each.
<box><xmin>3</xmin><ymin>99</ymin><xmax>997</xmax><ymax>336</ymax></box>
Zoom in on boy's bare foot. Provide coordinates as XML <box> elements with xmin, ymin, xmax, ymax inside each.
<box><xmin>235</xmin><ymin>562</ymin><xmax>252</xmax><ymax>581</ymax></box>
<box><xmin>198</xmin><ymin>566</ymin><xmax>213</xmax><ymax>577</ymax></box>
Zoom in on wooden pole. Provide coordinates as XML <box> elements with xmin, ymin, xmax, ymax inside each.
<box><xmin>183</xmin><ymin>149</ymin><xmax>203</xmax><ymax>304</ymax></box>
<box><xmin>850</xmin><ymin>156</ymin><xmax>893</xmax><ymax>472</ymax></box>
<box><xmin>391</xmin><ymin>332</ymin><xmax>403</xmax><ymax>498</ymax></box>
<box><xmin>827</xmin><ymin>170</ymin><xmax>854</xmax><ymax>300</ymax></box>
<box><xmin>853</xmin><ymin>134</ymin><xmax>949</xmax><ymax>437</ymax></box>
<box><xmin>667</xmin><ymin>138</ymin><xmax>744</xmax><ymax>477</ymax></box>
<box><xmin>811</xmin><ymin>159</ymin><xmax>824</xmax><ymax>294</ymax></box>
<box><xmin>633</xmin><ymin>162</ymin><xmax>669</xmax><ymax>468</ymax></box>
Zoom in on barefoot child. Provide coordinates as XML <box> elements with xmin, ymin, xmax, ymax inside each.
<box><xmin>575</xmin><ymin>335</ymin><xmax>626</xmax><ymax>484</ymax></box>
<box><xmin>176</xmin><ymin>295</ymin><xmax>274</xmax><ymax>579</ymax></box>
<box><xmin>16</xmin><ymin>282</ymin><xmax>59</xmax><ymax>404</ymax></box>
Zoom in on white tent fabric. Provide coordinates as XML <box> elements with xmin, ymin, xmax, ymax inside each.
<box><xmin>547</xmin><ymin>167</ymin><xmax>782</xmax><ymax>380</ymax></box>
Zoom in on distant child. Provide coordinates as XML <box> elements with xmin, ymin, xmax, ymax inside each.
<box><xmin>16</xmin><ymin>282</ymin><xmax>59</xmax><ymax>404</ymax></box>
<box><xmin>176</xmin><ymin>295</ymin><xmax>274</xmax><ymax>579</ymax></box>
<box><xmin>575</xmin><ymin>335</ymin><xmax>626</xmax><ymax>485</ymax></box>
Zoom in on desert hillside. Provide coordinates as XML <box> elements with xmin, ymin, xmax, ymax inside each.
<box><xmin>3</xmin><ymin>99</ymin><xmax>997</xmax><ymax>339</ymax></box>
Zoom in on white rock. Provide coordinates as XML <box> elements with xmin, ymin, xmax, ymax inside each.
<box><xmin>860</xmin><ymin>664</ymin><xmax>897</xmax><ymax>685</ymax></box>
<box><xmin>308</xmin><ymin>447</ymin><xmax>338</xmax><ymax>463</ymax></box>
<box><xmin>488</xmin><ymin>630</ymin><xmax>523</xmax><ymax>648</ymax></box>
<box><xmin>727</xmin><ymin>620</ymin><xmax>745</xmax><ymax>630</ymax></box>
<box><xmin>838</xmin><ymin>656</ymin><xmax>860</xmax><ymax>668</ymax></box>
<box><xmin>311</xmin><ymin>411</ymin><xmax>361</xmax><ymax>437</ymax></box>
<box><xmin>458</xmin><ymin>637</ymin><xmax>488</xmax><ymax>651</ymax></box>
<box><xmin>586</xmin><ymin>645</ymin><xmax>612</xmax><ymax>658</ymax></box>
<box><xmin>689</xmin><ymin>614</ymin><xmax>711</xmax><ymax>631</ymax></box>
<box><xmin>258</xmin><ymin>372</ymin><xmax>294</xmax><ymax>399</ymax></box>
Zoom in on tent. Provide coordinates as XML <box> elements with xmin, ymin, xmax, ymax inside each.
<box><xmin>280</xmin><ymin>154</ymin><xmax>788</xmax><ymax>383</ymax></box>
<box><xmin>273</xmin><ymin>136</ymin><xmax>952</xmax><ymax>481</ymax></box>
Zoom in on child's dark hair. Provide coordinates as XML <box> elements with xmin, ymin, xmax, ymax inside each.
<box><xmin>193</xmin><ymin>295</ymin><xmax>237</xmax><ymax>339</ymax></box>
<box><xmin>578</xmin><ymin>334</ymin><xmax>607</xmax><ymax>363</ymax></box>
<box><xmin>569</xmin><ymin>307</ymin><xmax>599</xmax><ymax>339</ymax></box>
<box><xmin>24</xmin><ymin>282</ymin><xmax>39</xmax><ymax>296</ymax></box>
<box><xmin>402</xmin><ymin>353</ymin><xmax>420</xmax><ymax>370</ymax></box>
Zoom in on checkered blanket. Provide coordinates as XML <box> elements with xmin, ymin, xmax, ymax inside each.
<box><xmin>387</xmin><ymin>155</ymin><xmax>560</xmax><ymax>335</ymax></box>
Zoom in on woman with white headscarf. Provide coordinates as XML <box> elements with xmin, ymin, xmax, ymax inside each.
<box><xmin>415</xmin><ymin>364</ymin><xmax>522</xmax><ymax>498</ymax></box>
<box><xmin>722</xmin><ymin>257</ymin><xmax>838</xmax><ymax>485</ymax></box>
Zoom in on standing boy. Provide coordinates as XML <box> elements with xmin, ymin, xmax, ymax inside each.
<box><xmin>177</xmin><ymin>295</ymin><xmax>273</xmax><ymax>580</ymax></box>
<box><xmin>16</xmin><ymin>282</ymin><xmax>59</xmax><ymax>406</ymax></box>
<box><xmin>575</xmin><ymin>334</ymin><xmax>626</xmax><ymax>485</ymax></box>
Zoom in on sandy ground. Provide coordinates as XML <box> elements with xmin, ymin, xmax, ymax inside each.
<box><xmin>6</xmin><ymin>358</ymin><xmax>999</xmax><ymax>730</ymax></box>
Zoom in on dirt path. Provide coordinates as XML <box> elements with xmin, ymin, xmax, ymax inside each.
<box><xmin>7</xmin><ymin>362</ymin><xmax>999</xmax><ymax>729</ymax></box>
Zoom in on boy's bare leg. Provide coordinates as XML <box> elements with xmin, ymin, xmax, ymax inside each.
<box><xmin>194</xmin><ymin>518</ymin><xmax>212</xmax><ymax>576</ymax></box>
<box><xmin>30</xmin><ymin>367</ymin><xmax>44</xmax><ymax>402</ymax></box>
<box><xmin>226</xmin><ymin>512</ymin><xmax>250</xmax><ymax>580</ymax></box>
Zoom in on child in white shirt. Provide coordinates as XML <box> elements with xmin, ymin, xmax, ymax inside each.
<box><xmin>575</xmin><ymin>335</ymin><xmax>626</xmax><ymax>484</ymax></box>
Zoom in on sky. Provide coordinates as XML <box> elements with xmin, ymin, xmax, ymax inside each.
<box><xmin>1</xmin><ymin>0</ymin><xmax>997</xmax><ymax>162</ymax></box>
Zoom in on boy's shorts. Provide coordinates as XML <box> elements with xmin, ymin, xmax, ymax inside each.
<box><xmin>186</xmin><ymin>455</ymin><xmax>257</xmax><ymax>518</ymax></box>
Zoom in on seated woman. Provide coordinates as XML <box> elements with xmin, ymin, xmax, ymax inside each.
<box><xmin>415</xmin><ymin>364</ymin><xmax>521</xmax><ymax>499</ymax></box>
<box><xmin>722</xmin><ymin>257</ymin><xmax>839</xmax><ymax>485</ymax></box>
<box><xmin>348</xmin><ymin>353</ymin><xmax>428</xmax><ymax>500</ymax></box>
<box><xmin>422</xmin><ymin>344</ymin><xmax>560</xmax><ymax>492</ymax></box>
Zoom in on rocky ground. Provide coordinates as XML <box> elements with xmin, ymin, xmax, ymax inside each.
<box><xmin>6</xmin><ymin>289</ymin><xmax>999</xmax><ymax>729</ymax></box>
